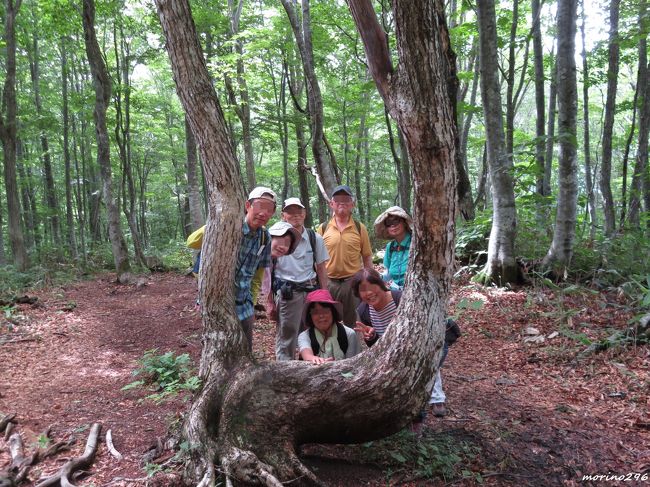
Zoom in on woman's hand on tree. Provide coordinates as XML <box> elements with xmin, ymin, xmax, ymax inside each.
<box><xmin>308</xmin><ymin>356</ymin><xmax>334</xmax><ymax>365</ymax></box>
<box><xmin>355</xmin><ymin>321</ymin><xmax>376</xmax><ymax>341</ymax></box>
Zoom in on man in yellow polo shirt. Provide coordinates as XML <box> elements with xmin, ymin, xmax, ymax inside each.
<box><xmin>318</xmin><ymin>185</ymin><xmax>373</xmax><ymax>326</ymax></box>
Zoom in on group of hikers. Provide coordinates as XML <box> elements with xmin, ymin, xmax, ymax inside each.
<box><xmin>188</xmin><ymin>184</ymin><xmax>458</xmax><ymax>421</ymax></box>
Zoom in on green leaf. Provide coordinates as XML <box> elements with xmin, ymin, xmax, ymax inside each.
<box><xmin>341</xmin><ymin>371</ymin><xmax>354</xmax><ymax>379</ymax></box>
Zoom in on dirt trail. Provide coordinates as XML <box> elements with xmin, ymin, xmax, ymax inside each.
<box><xmin>0</xmin><ymin>272</ymin><xmax>648</xmax><ymax>486</ymax></box>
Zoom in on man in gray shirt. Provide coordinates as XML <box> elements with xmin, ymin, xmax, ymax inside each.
<box><xmin>272</xmin><ymin>198</ymin><xmax>329</xmax><ymax>360</ymax></box>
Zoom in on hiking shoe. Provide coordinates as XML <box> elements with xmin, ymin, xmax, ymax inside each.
<box><xmin>431</xmin><ymin>402</ymin><xmax>446</xmax><ymax>417</ymax></box>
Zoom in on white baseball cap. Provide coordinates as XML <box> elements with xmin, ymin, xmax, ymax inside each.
<box><xmin>247</xmin><ymin>186</ymin><xmax>277</xmax><ymax>204</ymax></box>
<box><xmin>282</xmin><ymin>197</ymin><xmax>305</xmax><ymax>210</ymax></box>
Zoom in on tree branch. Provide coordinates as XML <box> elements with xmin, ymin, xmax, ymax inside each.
<box><xmin>348</xmin><ymin>0</ymin><xmax>393</xmax><ymax>102</ymax></box>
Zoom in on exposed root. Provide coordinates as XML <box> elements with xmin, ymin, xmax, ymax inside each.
<box><xmin>4</xmin><ymin>422</ymin><xmax>15</xmax><ymax>441</ymax></box>
<box><xmin>105</xmin><ymin>429</ymin><xmax>123</xmax><ymax>461</ymax></box>
<box><xmin>36</xmin><ymin>423</ymin><xmax>101</xmax><ymax>487</ymax></box>
<box><xmin>221</xmin><ymin>447</ymin><xmax>283</xmax><ymax>487</ymax></box>
<box><xmin>195</xmin><ymin>464</ymin><xmax>216</xmax><ymax>487</ymax></box>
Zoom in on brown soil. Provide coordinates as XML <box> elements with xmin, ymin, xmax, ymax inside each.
<box><xmin>0</xmin><ymin>272</ymin><xmax>648</xmax><ymax>486</ymax></box>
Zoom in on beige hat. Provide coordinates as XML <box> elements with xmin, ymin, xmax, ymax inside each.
<box><xmin>374</xmin><ymin>206</ymin><xmax>413</xmax><ymax>240</ymax></box>
<box><xmin>282</xmin><ymin>197</ymin><xmax>305</xmax><ymax>210</ymax></box>
<box><xmin>268</xmin><ymin>221</ymin><xmax>301</xmax><ymax>255</ymax></box>
<box><xmin>248</xmin><ymin>186</ymin><xmax>277</xmax><ymax>204</ymax></box>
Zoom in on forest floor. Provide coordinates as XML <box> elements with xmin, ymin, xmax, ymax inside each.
<box><xmin>0</xmin><ymin>271</ymin><xmax>648</xmax><ymax>486</ymax></box>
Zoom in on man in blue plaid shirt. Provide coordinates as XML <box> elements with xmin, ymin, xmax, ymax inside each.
<box><xmin>236</xmin><ymin>186</ymin><xmax>277</xmax><ymax>350</ymax></box>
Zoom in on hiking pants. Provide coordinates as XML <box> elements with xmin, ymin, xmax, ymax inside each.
<box><xmin>274</xmin><ymin>290</ymin><xmax>307</xmax><ymax>361</ymax></box>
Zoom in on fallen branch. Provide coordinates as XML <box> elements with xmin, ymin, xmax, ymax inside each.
<box><xmin>36</xmin><ymin>423</ymin><xmax>102</xmax><ymax>487</ymax></box>
<box><xmin>105</xmin><ymin>429</ymin><xmax>123</xmax><ymax>461</ymax></box>
<box><xmin>4</xmin><ymin>421</ymin><xmax>15</xmax><ymax>441</ymax></box>
<box><xmin>0</xmin><ymin>413</ymin><xmax>16</xmax><ymax>433</ymax></box>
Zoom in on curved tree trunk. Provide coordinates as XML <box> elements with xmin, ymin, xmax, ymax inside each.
<box><xmin>82</xmin><ymin>0</ymin><xmax>131</xmax><ymax>280</ymax></box>
<box><xmin>475</xmin><ymin>0</ymin><xmax>519</xmax><ymax>286</ymax></box>
<box><xmin>543</xmin><ymin>0</ymin><xmax>579</xmax><ymax>276</ymax></box>
<box><xmin>155</xmin><ymin>0</ymin><xmax>456</xmax><ymax>484</ymax></box>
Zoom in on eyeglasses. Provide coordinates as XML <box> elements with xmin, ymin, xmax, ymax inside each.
<box><xmin>332</xmin><ymin>196</ymin><xmax>353</xmax><ymax>205</ymax></box>
<box><xmin>384</xmin><ymin>218</ymin><xmax>403</xmax><ymax>227</ymax></box>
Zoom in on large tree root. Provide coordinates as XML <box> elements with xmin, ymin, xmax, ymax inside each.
<box><xmin>220</xmin><ymin>443</ymin><xmax>325</xmax><ymax>487</ymax></box>
<box><xmin>36</xmin><ymin>423</ymin><xmax>101</xmax><ymax>487</ymax></box>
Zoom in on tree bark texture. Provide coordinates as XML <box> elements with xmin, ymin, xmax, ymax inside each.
<box><xmin>543</xmin><ymin>0</ymin><xmax>579</xmax><ymax>275</ymax></box>
<box><xmin>600</xmin><ymin>0</ymin><xmax>620</xmax><ymax>236</ymax></box>
<box><xmin>185</xmin><ymin>115</ymin><xmax>204</xmax><ymax>231</ymax></box>
<box><xmin>82</xmin><ymin>0</ymin><xmax>131</xmax><ymax>279</ymax></box>
<box><xmin>0</xmin><ymin>0</ymin><xmax>28</xmax><ymax>271</ymax></box>
<box><xmin>476</xmin><ymin>0</ymin><xmax>519</xmax><ymax>285</ymax></box>
<box><xmin>157</xmin><ymin>0</ymin><xmax>456</xmax><ymax>484</ymax></box>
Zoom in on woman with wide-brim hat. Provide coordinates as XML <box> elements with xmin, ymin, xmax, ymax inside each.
<box><xmin>374</xmin><ymin>206</ymin><xmax>413</xmax><ymax>290</ymax></box>
<box><xmin>297</xmin><ymin>289</ymin><xmax>361</xmax><ymax>364</ymax></box>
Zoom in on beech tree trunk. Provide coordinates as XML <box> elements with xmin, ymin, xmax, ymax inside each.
<box><xmin>543</xmin><ymin>0</ymin><xmax>579</xmax><ymax>275</ymax></box>
<box><xmin>155</xmin><ymin>0</ymin><xmax>456</xmax><ymax>484</ymax></box>
<box><xmin>185</xmin><ymin>115</ymin><xmax>204</xmax><ymax>231</ymax></box>
<box><xmin>629</xmin><ymin>0</ymin><xmax>650</xmax><ymax>228</ymax></box>
<box><xmin>28</xmin><ymin>31</ymin><xmax>61</xmax><ymax>247</ymax></box>
<box><xmin>225</xmin><ymin>0</ymin><xmax>256</xmax><ymax>192</ymax></box>
<box><xmin>532</xmin><ymin>0</ymin><xmax>547</xmax><ymax>222</ymax></box>
<box><xmin>61</xmin><ymin>36</ymin><xmax>78</xmax><ymax>258</ymax></box>
<box><xmin>600</xmin><ymin>0</ymin><xmax>620</xmax><ymax>236</ymax></box>
<box><xmin>476</xmin><ymin>0</ymin><xmax>519</xmax><ymax>285</ymax></box>
<box><xmin>580</xmin><ymin>3</ymin><xmax>597</xmax><ymax>240</ymax></box>
<box><xmin>0</xmin><ymin>0</ymin><xmax>29</xmax><ymax>271</ymax></box>
<box><xmin>82</xmin><ymin>0</ymin><xmax>131</xmax><ymax>280</ymax></box>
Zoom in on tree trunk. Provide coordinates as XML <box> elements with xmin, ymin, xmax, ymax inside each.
<box><xmin>156</xmin><ymin>0</ymin><xmax>456</xmax><ymax>484</ymax></box>
<box><xmin>0</xmin><ymin>0</ymin><xmax>29</xmax><ymax>271</ymax></box>
<box><xmin>280</xmin><ymin>0</ymin><xmax>339</xmax><ymax>197</ymax></box>
<box><xmin>579</xmin><ymin>2</ymin><xmax>597</xmax><ymax>240</ymax></box>
<box><xmin>113</xmin><ymin>20</ymin><xmax>147</xmax><ymax>268</ymax></box>
<box><xmin>475</xmin><ymin>0</ymin><xmax>519</xmax><ymax>285</ymax></box>
<box><xmin>225</xmin><ymin>0</ymin><xmax>256</xmax><ymax>192</ymax></box>
<box><xmin>600</xmin><ymin>0</ymin><xmax>620</xmax><ymax>236</ymax></box>
<box><xmin>185</xmin><ymin>115</ymin><xmax>204</xmax><ymax>230</ymax></box>
<box><xmin>61</xmin><ymin>36</ymin><xmax>78</xmax><ymax>259</ymax></box>
<box><xmin>82</xmin><ymin>0</ymin><xmax>131</xmax><ymax>280</ymax></box>
<box><xmin>544</xmin><ymin>51</ymin><xmax>558</xmax><ymax>201</ymax></box>
<box><xmin>532</xmin><ymin>0</ymin><xmax>547</xmax><ymax>222</ymax></box>
<box><xmin>28</xmin><ymin>31</ymin><xmax>61</xmax><ymax>246</ymax></box>
<box><xmin>629</xmin><ymin>0</ymin><xmax>650</xmax><ymax>228</ymax></box>
<box><xmin>543</xmin><ymin>0</ymin><xmax>579</xmax><ymax>275</ymax></box>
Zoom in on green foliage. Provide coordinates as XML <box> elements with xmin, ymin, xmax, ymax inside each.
<box><xmin>0</xmin><ymin>263</ymin><xmax>85</xmax><ymax>298</ymax></box>
<box><xmin>122</xmin><ymin>349</ymin><xmax>201</xmax><ymax>402</ymax></box>
<box><xmin>455</xmin><ymin>211</ymin><xmax>492</xmax><ymax>264</ymax></box>
<box><xmin>361</xmin><ymin>430</ymin><xmax>479</xmax><ymax>483</ymax></box>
